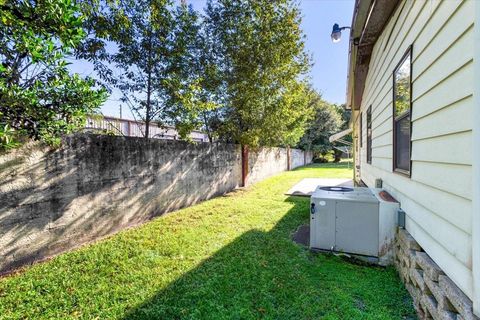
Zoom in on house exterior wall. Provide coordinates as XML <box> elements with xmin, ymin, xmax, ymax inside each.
<box><xmin>472</xmin><ymin>0</ymin><xmax>480</xmax><ymax>314</ymax></box>
<box><xmin>356</xmin><ymin>0</ymin><xmax>475</xmax><ymax>302</ymax></box>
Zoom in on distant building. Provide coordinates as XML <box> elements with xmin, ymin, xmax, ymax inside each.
<box><xmin>86</xmin><ymin>116</ymin><xmax>209</xmax><ymax>143</ymax></box>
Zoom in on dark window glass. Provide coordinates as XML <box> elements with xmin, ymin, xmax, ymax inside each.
<box><xmin>367</xmin><ymin>106</ymin><xmax>372</xmax><ymax>164</ymax></box>
<box><xmin>393</xmin><ymin>48</ymin><xmax>412</xmax><ymax>174</ymax></box>
<box><xmin>394</xmin><ymin>115</ymin><xmax>410</xmax><ymax>171</ymax></box>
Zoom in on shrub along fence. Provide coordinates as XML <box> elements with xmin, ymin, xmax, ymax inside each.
<box><xmin>0</xmin><ymin>134</ymin><xmax>312</xmax><ymax>274</ymax></box>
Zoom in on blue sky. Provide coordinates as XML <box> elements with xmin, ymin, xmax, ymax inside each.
<box><xmin>300</xmin><ymin>0</ymin><xmax>354</xmax><ymax>104</ymax></box>
<box><xmin>71</xmin><ymin>0</ymin><xmax>354</xmax><ymax>119</ymax></box>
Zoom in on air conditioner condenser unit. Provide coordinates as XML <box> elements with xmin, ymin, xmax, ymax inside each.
<box><xmin>309</xmin><ymin>186</ymin><xmax>399</xmax><ymax>266</ymax></box>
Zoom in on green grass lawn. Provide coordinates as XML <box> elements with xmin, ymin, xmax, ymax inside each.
<box><xmin>0</xmin><ymin>163</ymin><xmax>415</xmax><ymax>319</ymax></box>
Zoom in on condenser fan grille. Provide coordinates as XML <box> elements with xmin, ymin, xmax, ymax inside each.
<box><xmin>319</xmin><ymin>186</ymin><xmax>354</xmax><ymax>192</ymax></box>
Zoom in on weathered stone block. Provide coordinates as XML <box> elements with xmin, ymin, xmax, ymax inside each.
<box><xmin>398</xmin><ymin>246</ymin><xmax>414</xmax><ymax>268</ymax></box>
<box><xmin>398</xmin><ymin>229</ymin><xmax>422</xmax><ymax>251</ymax></box>
<box><xmin>458</xmin><ymin>315</ymin><xmax>480</xmax><ymax>320</ymax></box>
<box><xmin>394</xmin><ymin>228</ymin><xmax>478</xmax><ymax>320</ymax></box>
<box><xmin>400</xmin><ymin>265</ymin><xmax>411</xmax><ymax>284</ymax></box>
<box><xmin>416</xmin><ymin>252</ymin><xmax>444</xmax><ymax>282</ymax></box>
<box><xmin>410</xmin><ymin>267</ymin><xmax>426</xmax><ymax>291</ymax></box>
<box><xmin>436</xmin><ymin>310</ymin><xmax>458</xmax><ymax>320</ymax></box>
<box><xmin>424</xmin><ymin>276</ymin><xmax>443</xmax><ymax>306</ymax></box>
<box><xmin>410</xmin><ymin>251</ymin><xmax>420</xmax><ymax>269</ymax></box>
<box><xmin>439</xmin><ymin>275</ymin><xmax>478</xmax><ymax>320</ymax></box>
<box><xmin>417</xmin><ymin>306</ymin><xmax>426</xmax><ymax>320</ymax></box>
<box><xmin>393</xmin><ymin>257</ymin><xmax>401</xmax><ymax>270</ymax></box>
<box><xmin>406</xmin><ymin>283</ymin><xmax>421</xmax><ymax>306</ymax></box>
<box><xmin>421</xmin><ymin>294</ymin><xmax>439</xmax><ymax>319</ymax></box>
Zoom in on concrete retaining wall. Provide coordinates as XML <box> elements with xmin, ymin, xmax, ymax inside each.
<box><xmin>291</xmin><ymin>148</ymin><xmax>306</xmax><ymax>169</ymax></box>
<box><xmin>0</xmin><ymin>134</ymin><xmax>312</xmax><ymax>273</ymax></box>
<box><xmin>245</xmin><ymin>147</ymin><xmax>313</xmax><ymax>186</ymax></box>
<box><xmin>247</xmin><ymin>147</ymin><xmax>288</xmax><ymax>186</ymax></box>
<box><xmin>394</xmin><ymin>228</ymin><xmax>479</xmax><ymax>320</ymax></box>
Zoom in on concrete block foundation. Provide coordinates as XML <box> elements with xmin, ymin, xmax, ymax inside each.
<box><xmin>394</xmin><ymin>228</ymin><xmax>478</xmax><ymax>320</ymax></box>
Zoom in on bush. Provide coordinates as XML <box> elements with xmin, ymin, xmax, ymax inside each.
<box><xmin>312</xmin><ymin>157</ymin><xmax>328</xmax><ymax>163</ymax></box>
<box><xmin>0</xmin><ymin>0</ymin><xmax>107</xmax><ymax>147</ymax></box>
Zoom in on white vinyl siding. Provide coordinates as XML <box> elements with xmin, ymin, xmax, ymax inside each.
<box><xmin>473</xmin><ymin>2</ymin><xmax>480</xmax><ymax>314</ymax></box>
<box><xmin>358</xmin><ymin>0</ymin><xmax>474</xmax><ymax>299</ymax></box>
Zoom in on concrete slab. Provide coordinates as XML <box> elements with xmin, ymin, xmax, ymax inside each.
<box><xmin>285</xmin><ymin>178</ymin><xmax>353</xmax><ymax>197</ymax></box>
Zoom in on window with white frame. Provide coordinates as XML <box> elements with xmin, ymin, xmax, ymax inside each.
<box><xmin>393</xmin><ymin>47</ymin><xmax>412</xmax><ymax>175</ymax></box>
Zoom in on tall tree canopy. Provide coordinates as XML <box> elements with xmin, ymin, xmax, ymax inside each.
<box><xmin>79</xmin><ymin>0</ymin><xmax>206</xmax><ymax>139</ymax></box>
<box><xmin>0</xmin><ymin>0</ymin><xmax>107</xmax><ymax>146</ymax></box>
<box><xmin>201</xmin><ymin>0</ymin><xmax>312</xmax><ymax>147</ymax></box>
<box><xmin>77</xmin><ymin>0</ymin><xmax>314</xmax><ymax>145</ymax></box>
<box><xmin>297</xmin><ymin>89</ymin><xmax>349</xmax><ymax>160</ymax></box>
<box><xmin>1</xmin><ymin>0</ymin><xmax>315</xmax><ymax>147</ymax></box>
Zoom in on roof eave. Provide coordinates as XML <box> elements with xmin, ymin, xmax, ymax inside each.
<box><xmin>345</xmin><ymin>0</ymin><xmax>401</xmax><ymax>111</ymax></box>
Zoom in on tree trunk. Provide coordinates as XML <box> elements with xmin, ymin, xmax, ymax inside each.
<box><xmin>144</xmin><ymin>33</ymin><xmax>153</xmax><ymax>139</ymax></box>
<box><xmin>145</xmin><ymin>74</ymin><xmax>151</xmax><ymax>139</ymax></box>
<box><xmin>334</xmin><ymin>148</ymin><xmax>342</xmax><ymax>163</ymax></box>
<box><xmin>241</xmin><ymin>145</ymin><xmax>249</xmax><ymax>187</ymax></box>
<box><xmin>286</xmin><ymin>146</ymin><xmax>291</xmax><ymax>171</ymax></box>
<box><xmin>202</xmin><ymin>112</ymin><xmax>213</xmax><ymax>143</ymax></box>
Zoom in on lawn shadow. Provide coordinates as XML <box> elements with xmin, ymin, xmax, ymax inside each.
<box><xmin>121</xmin><ymin>196</ymin><xmax>415</xmax><ymax>320</ymax></box>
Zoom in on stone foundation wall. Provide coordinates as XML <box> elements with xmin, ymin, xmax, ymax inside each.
<box><xmin>394</xmin><ymin>228</ymin><xmax>478</xmax><ymax>320</ymax></box>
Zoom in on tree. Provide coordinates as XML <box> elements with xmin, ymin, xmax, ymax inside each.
<box><xmin>297</xmin><ymin>90</ymin><xmax>343</xmax><ymax>160</ymax></box>
<box><xmin>0</xmin><ymin>0</ymin><xmax>107</xmax><ymax>146</ymax></box>
<box><xmin>162</xmin><ymin>4</ymin><xmax>212</xmax><ymax>139</ymax></box>
<box><xmin>79</xmin><ymin>0</ymin><xmax>206</xmax><ymax>139</ymax></box>
<box><xmin>193</xmin><ymin>11</ymin><xmax>226</xmax><ymax>143</ymax></box>
<box><xmin>202</xmin><ymin>0</ymin><xmax>312</xmax><ymax>147</ymax></box>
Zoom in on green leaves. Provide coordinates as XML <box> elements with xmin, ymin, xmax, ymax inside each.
<box><xmin>0</xmin><ymin>123</ymin><xmax>21</xmax><ymax>150</ymax></box>
<box><xmin>297</xmin><ymin>90</ymin><xmax>350</xmax><ymax>160</ymax></box>
<box><xmin>201</xmin><ymin>0</ymin><xmax>312</xmax><ymax>148</ymax></box>
<box><xmin>1</xmin><ymin>0</ymin><xmax>314</xmax><ymax>148</ymax></box>
<box><xmin>0</xmin><ymin>0</ymin><xmax>107</xmax><ymax>147</ymax></box>
<box><xmin>80</xmin><ymin>0</ymin><xmax>205</xmax><ymax>139</ymax></box>
<box><xmin>77</xmin><ymin>0</ymin><xmax>312</xmax><ymax>146</ymax></box>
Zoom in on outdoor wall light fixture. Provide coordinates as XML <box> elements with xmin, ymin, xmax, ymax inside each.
<box><xmin>331</xmin><ymin>23</ymin><xmax>351</xmax><ymax>43</ymax></box>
